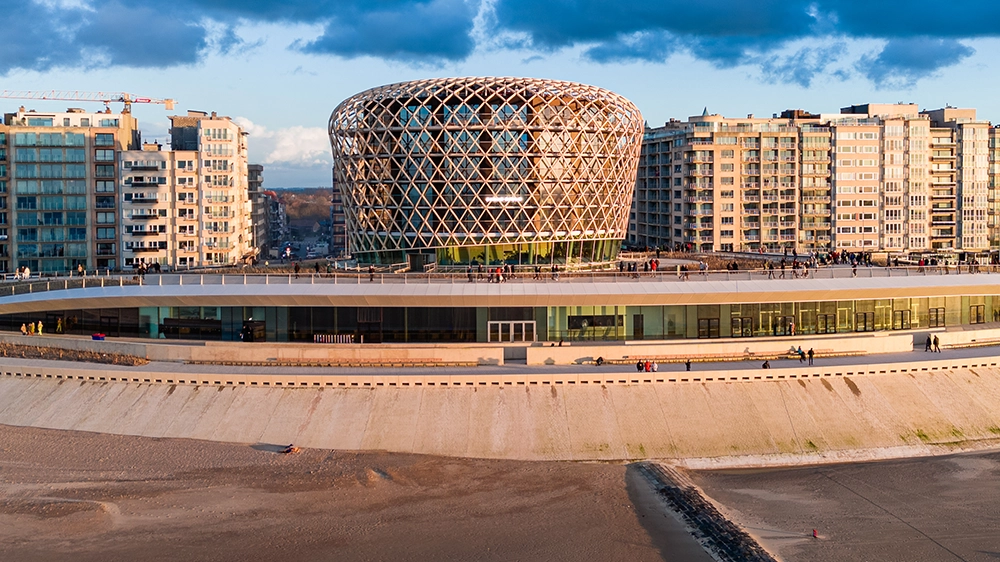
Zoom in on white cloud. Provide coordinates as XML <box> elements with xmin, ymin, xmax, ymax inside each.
<box><xmin>235</xmin><ymin>117</ymin><xmax>331</xmax><ymax>168</ymax></box>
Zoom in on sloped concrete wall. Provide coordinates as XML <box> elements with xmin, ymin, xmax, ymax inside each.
<box><xmin>3</xmin><ymin>363</ymin><xmax>1000</xmax><ymax>465</ymax></box>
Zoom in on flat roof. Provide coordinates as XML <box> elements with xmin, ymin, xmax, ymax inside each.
<box><xmin>0</xmin><ymin>270</ymin><xmax>997</xmax><ymax>313</ymax></box>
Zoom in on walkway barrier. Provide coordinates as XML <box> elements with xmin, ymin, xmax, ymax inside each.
<box><xmin>0</xmin><ymin>264</ymin><xmax>996</xmax><ymax>298</ymax></box>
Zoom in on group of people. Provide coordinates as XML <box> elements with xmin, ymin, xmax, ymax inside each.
<box><xmin>925</xmin><ymin>335</ymin><xmax>942</xmax><ymax>353</ymax></box>
<box><xmin>18</xmin><ymin>317</ymin><xmax>65</xmax><ymax>336</ymax></box>
<box><xmin>619</xmin><ymin>259</ymin><xmax>665</xmax><ymax>279</ymax></box>
<box><xmin>636</xmin><ymin>359</ymin><xmax>659</xmax><ymax>373</ymax></box>
<box><xmin>12</xmin><ymin>265</ymin><xmax>31</xmax><ymax>280</ymax></box>
<box><xmin>792</xmin><ymin>346</ymin><xmax>815</xmax><ymax>365</ymax></box>
<box><xmin>766</xmin><ymin>258</ymin><xmax>812</xmax><ymax>279</ymax></box>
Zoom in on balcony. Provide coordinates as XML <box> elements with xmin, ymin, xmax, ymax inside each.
<box><xmin>130</xmin><ymin>214</ymin><xmax>158</xmax><ymax>220</ymax></box>
<box><xmin>128</xmin><ymin>230</ymin><xmax>161</xmax><ymax>237</ymax></box>
<box><xmin>741</xmin><ymin>195</ymin><xmax>760</xmax><ymax>202</ymax></box>
<box><xmin>779</xmin><ymin>194</ymin><xmax>797</xmax><ymax>202</ymax></box>
<box><xmin>128</xmin><ymin>197</ymin><xmax>157</xmax><ymax>204</ymax></box>
<box><xmin>780</xmin><ymin>234</ymin><xmax>797</xmax><ymax>241</ymax></box>
<box><xmin>128</xmin><ymin>181</ymin><xmax>161</xmax><ymax>187</ymax></box>
<box><xmin>684</xmin><ymin>196</ymin><xmax>714</xmax><ymax>203</ymax></box>
<box><xmin>684</xmin><ymin>155</ymin><xmax>713</xmax><ymax>163</ymax></box>
<box><xmin>780</xmin><ymin>220</ymin><xmax>796</xmax><ymax>228</ymax></box>
<box><xmin>742</xmin><ymin>209</ymin><xmax>760</xmax><ymax>215</ymax></box>
<box><xmin>802</xmin><ymin>196</ymin><xmax>831</xmax><ymax>203</ymax></box>
<box><xmin>743</xmin><ymin>234</ymin><xmax>760</xmax><ymax>241</ymax></box>
<box><xmin>129</xmin><ymin>246</ymin><xmax>162</xmax><ymax>253</ymax></box>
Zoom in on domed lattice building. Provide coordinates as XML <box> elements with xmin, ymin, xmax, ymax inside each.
<box><xmin>329</xmin><ymin>77</ymin><xmax>643</xmax><ymax>266</ymax></box>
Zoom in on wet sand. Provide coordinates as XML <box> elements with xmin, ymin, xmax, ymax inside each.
<box><xmin>0</xmin><ymin>425</ymin><xmax>710</xmax><ymax>562</ymax></box>
<box><xmin>691</xmin><ymin>451</ymin><xmax>1000</xmax><ymax>561</ymax></box>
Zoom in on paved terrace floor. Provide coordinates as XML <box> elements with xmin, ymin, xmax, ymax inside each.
<box><xmin>0</xmin><ymin>341</ymin><xmax>995</xmax><ymax>377</ymax></box>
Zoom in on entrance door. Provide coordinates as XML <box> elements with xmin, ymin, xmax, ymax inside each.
<box><xmin>697</xmin><ymin>318</ymin><xmax>719</xmax><ymax>338</ymax></box>
<box><xmin>100</xmin><ymin>316</ymin><xmax>119</xmax><ymax>337</ymax></box>
<box><xmin>892</xmin><ymin>310</ymin><xmax>910</xmax><ymax>330</ymax></box>
<box><xmin>487</xmin><ymin>321</ymin><xmax>537</xmax><ymax>342</ymax></box>
<box><xmin>632</xmin><ymin>315</ymin><xmax>644</xmax><ymax>340</ymax></box>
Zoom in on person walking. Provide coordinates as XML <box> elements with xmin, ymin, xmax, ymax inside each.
<box><xmin>56</xmin><ymin>318</ymin><xmax>63</xmax><ymax>334</ymax></box>
<box><xmin>933</xmin><ymin>335</ymin><xmax>941</xmax><ymax>353</ymax></box>
<box><xmin>651</xmin><ymin>361</ymin><xmax>658</xmax><ymax>373</ymax></box>
<box><xmin>807</xmin><ymin>348</ymin><xmax>814</xmax><ymax>366</ymax></box>
<box><xmin>925</xmin><ymin>335</ymin><xmax>932</xmax><ymax>352</ymax></box>
<box><xmin>685</xmin><ymin>359</ymin><xmax>691</xmax><ymax>371</ymax></box>
<box><xmin>798</xmin><ymin>347</ymin><xmax>806</xmax><ymax>363</ymax></box>
<box><xmin>644</xmin><ymin>360</ymin><xmax>651</xmax><ymax>373</ymax></box>
<box><xmin>294</xmin><ymin>262</ymin><xmax>301</xmax><ymax>279</ymax></box>
<box><xmin>37</xmin><ymin>320</ymin><xmax>43</xmax><ymax>335</ymax></box>
<box><xmin>28</xmin><ymin>322</ymin><xmax>35</xmax><ymax>336</ymax></box>
<box><xmin>636</xmin><ymin>360</ymin><xmax>644</xmax><ymax>373</ymax></box>
<box><xmin>20</xmin><ymin>323</ymin><xmax>27</xmax><ymax>336</ymax></box>
<box><xmin>762</xmin><ymin>360</ymin><xmax>771</xmax><ymax>369</ymax></box>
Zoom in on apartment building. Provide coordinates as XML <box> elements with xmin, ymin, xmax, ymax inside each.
<box><xmin>0</xmin><ymin>107</ymin><xmax>140</xmax><ymax>273</ymax></box>
<box><xmin>248</xmin><ymin>164</ymin><xmax>270</xmax><ymax>260</ymax></box>
<box><xmin>0</xmin><ymin>122</ymin><xmax>7</xmax><ymax>271</ymax></box>
<box><xmin>631</xmin><ymin>103</ymin><xmax>998</xmax><ymax>257</ymax></box>
<box><xmin>120</xmin><ymin>111</ymin><xmax>253</xmax><ymax>269</ymax></box>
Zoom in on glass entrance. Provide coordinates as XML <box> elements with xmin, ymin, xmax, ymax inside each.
<box><xmin>487</xmin><ymin>321</ymin><xmax>536</xmax><ymax>342</ymax></box>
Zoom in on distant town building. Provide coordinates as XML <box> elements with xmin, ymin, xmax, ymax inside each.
<box><xmin>630</xmin><ymin>103</ymin><xmax>1000</xmax><ymax>256</ymax></box>
<box><xmin>120</xmin><ymin>111</ymin><xmax>254</xmax><ymax>269</ymax></box>
<box><xmin>0</xmin><ymin>106</ymin><xmax>141</xmax><ymax>273</ymax></box>
<box><xmin>248</xmin><ymin>164</ymin><xmax>270</xmax><ymax>260</ymax></box>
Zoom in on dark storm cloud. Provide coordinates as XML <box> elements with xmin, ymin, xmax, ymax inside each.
<box><xmin>297</xmin><ymin>0</ymin><xmax>475</xmax><ymax>62</ymax></box>
<box><xmin>493</xmin><ymin>0</ymin><xmax>989</xmax><ymax>86</ymax></box>
<box><xmin>0</xmin><ymin>0</ymin><xmax>992</xmax><ymax>86</ymax></box>
<box><xmin>858</xmin><ymin>37</ymin><xmax>976</xmax><ymax>88</ymax></box>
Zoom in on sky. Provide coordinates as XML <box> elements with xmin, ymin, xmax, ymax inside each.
<box><xmin>3</xmin><ymin>0</ymin><xmax>1000</xmax><ymax>187</ymax></box>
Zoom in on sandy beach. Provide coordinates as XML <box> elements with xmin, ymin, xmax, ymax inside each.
<box><xmin>0</xmin><ymin>424</ymin><xmax>711</xmax><ymax>562</ymax></box>
<box><xmin>691</xmin><ymin>451</ymin><xmax>1000</xmax><ymax>561</ymax></box>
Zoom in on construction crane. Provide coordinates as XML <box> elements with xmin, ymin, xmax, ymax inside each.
<box><xmin>0</xmin><ymin>90</ymin><xmax>175</xmax><ymax>113</ymax></box>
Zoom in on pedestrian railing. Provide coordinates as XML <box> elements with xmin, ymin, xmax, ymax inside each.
<box><xmin>0</xmin><ymin>264</ymin><xmax>995</xmax><ymax>298</ymax></box>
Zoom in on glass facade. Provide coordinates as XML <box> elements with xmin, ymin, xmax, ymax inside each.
<box><xmin>1</xmin><ymin>295</ymin><xmax>997</xmax><ymax>343</ymax></box>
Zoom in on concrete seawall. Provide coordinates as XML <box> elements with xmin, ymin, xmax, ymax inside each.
<box><xmin>3</xmin><ymin>359</ymin><xmax>1000</xmax><ymax>466</ymax></box>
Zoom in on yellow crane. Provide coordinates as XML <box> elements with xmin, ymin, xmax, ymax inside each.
<box><xmin>0</xmin><ymin>90</ymin><xmax>175</xmax><ymax>113</ymax></box>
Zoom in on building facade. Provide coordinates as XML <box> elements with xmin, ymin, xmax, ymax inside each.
<box><xmin>630</xmin><ymin>103</ymin><xmax>1000</xmax><ymax>257</ymax></box>
<box><xmin>0</xmin><ymin>107</ymin><xmax>141</xmax><ymax>273</ymax></box>
<box><xmin>329</xmin><ymin>77</ymin><xmax>644</xmax><ymax>266</ymax></box>
<box><xmin>248</xmin><ymin>164</ymin><xmax>269</xmax><ymax>261</ymax></box>
<box><xmin>120</xmin><ymin>111</ymin><xmax>254</xmax><ymax>269</ymax></box>
<box><xmin>0</xmin><ymin>273</ymin><xmax>995</xmax><ymax>343</ymax></box>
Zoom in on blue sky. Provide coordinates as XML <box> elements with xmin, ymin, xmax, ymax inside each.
<box><xmin>4</xmin><ymin>0</ymin><xmax>1000</xmax><ymax>187</ymax></box>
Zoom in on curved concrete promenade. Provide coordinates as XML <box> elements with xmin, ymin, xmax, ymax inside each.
<box><xmin>3</xmin><ymin>345</ymin><xmax>1000</xmax><ymax>467</ymax></box>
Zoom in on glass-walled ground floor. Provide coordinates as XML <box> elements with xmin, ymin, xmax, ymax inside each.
<box><xmin>1</xmin><ymin>295</ymin><xmax>997</xmax><ymax>343</ymax></box>
<box><xmin>355</xmin><ymin>239</ymin><xmax>621</xmax><ymax>266</ymax></box>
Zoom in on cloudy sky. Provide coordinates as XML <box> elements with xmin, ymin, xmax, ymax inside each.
<box><xmin>4</xmin><ymin>0</ymin><xmax>1000</xmax><ymax>187</ymax></box>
